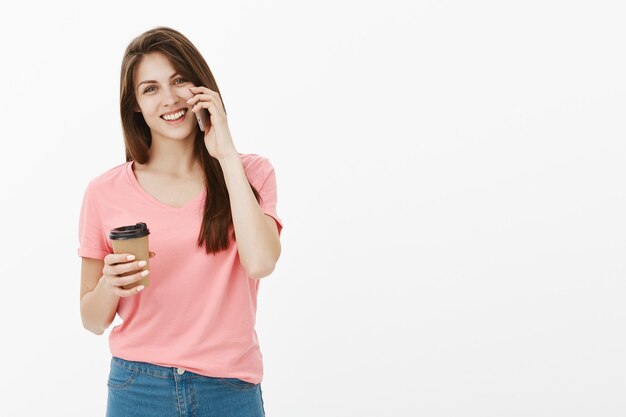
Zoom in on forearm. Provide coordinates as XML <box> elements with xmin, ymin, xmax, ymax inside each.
<box><xmin>219</xmin><ymin>155</ymin><xmax>280</xmax><ymax>278</ymax></box>
<box><xmin>80</xmin><ymin>276</ymin><xmax>120</xmax><ymax>335</ymax></box>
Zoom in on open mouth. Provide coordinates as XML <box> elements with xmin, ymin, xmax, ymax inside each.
<box><xmin>160</xmin><ymin>109</ymin><xmax>188</xmax><ymax>124</ymax></box>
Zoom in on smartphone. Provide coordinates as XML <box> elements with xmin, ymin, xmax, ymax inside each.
<box><xmin>195</xmin><ymin>108</ymin><xmax>211</xmax><ymax>132</ymax></box>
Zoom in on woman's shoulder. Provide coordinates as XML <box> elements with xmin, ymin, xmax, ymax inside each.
<box><xmin>84</xmin><ymin>161</ymin><xmax>130</xmax><ymax>192</ymax></box>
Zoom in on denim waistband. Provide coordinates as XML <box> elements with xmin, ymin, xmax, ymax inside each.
<box><xmin>111</xmin><ymin>356</ymin><xmax>208</xmax><ymax>380</ymax></box>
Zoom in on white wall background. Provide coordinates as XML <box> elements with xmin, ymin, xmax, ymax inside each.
<box><xmin>0</xmin><ymin>0</ymin><xmax>624</xmax><ymax>416</ymax></box>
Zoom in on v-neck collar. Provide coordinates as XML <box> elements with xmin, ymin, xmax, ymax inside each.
<box><xmin>126</xmin><ymin>160</ymin><xmax>206</xmax><ymax>212</ymax></box>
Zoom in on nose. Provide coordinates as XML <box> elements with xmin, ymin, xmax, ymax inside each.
<box><xmin>161</xmin><ymin>86</ymin><xmax>183</xmax><ymax>108</ymax></box>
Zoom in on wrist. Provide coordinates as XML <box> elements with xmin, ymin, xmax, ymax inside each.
<box><xmin>218</xmin><ymin>154</ymin><xmax>244</xmax><ymax>174</ymax></box>
<box><xmin>217</xmin><ymin>152</ymin><xmax>241</xmax><ymax>164</ymax></box>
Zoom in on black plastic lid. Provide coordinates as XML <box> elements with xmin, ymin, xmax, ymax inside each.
<box><xmin>109</xmin><ymin>222</ymin><xmax>150</xmax><ymax>240</ymax></box>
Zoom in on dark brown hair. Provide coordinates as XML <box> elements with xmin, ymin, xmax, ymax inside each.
<box><xmin>119</xmin><ymin>26</ymin><xmax>261</xmax><ymax>255</ymax></box>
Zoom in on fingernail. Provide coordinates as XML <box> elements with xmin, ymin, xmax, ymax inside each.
<box><xmin>141</xmin><ymin>270</ymin><xmax>150</xmax><ymax>277</ymax></box>
<box><xmin>138</xmin><ymin>260</ymin><xmax>147</xmax><ymax>267</ymax></box>
<box><xmin>127</xmin><ymin>255</ymin><xmax>135</xmax><ymax>261</ymax></box>
<box><xmin>137</xmin><ymin>285</ymin><xmax>145</xmax><ymax>292</ymax></box>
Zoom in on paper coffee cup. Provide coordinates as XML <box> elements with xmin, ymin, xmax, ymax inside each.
<box><xmin>108</xmin><ymin>222</ymin><xmax>151</xmax><ymax>290</ymax></box>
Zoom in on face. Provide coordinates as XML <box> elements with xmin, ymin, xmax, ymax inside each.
<box><xmin>133</xmin><ymin>51</ymin><xmax>198</xmax><ymax>141</ymax></box>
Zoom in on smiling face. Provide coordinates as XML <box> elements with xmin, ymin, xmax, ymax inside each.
<box><xmin>133</xmin><ymin>51</ymin><xmax>199</xmax><ymax>141</ymax></box>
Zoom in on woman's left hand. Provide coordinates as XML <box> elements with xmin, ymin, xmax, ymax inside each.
<box><xmin>187</xmin><ymin>86</ymin><xmax>238</xmax><ymax>161</ymax></box>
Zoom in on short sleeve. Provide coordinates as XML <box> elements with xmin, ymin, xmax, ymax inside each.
<box><xmin>258</xmin><ymin>160</ymin><xmax>283</xmax><ymax>236</ymax></box>
<box><xmin>77</xmin><ymin>181</ymin><xmax>110</xmax><ymax>260</ymax></box>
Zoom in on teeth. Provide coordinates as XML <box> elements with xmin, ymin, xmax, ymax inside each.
<box><xmin>162</xmin><ymin>109</ymin><xmax>186</xmax><ymax>121</ymax></box>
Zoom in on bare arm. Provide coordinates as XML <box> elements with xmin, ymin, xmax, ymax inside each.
<box><xmin>219</xmin><ymin>155</ymin><xmax>281</xmax><ymax>279</ymax></box>
<box><xmin>80</xmin><ymin>258</ymin><xmax>119</xmax><ymax>335</ymax></box>
<box><xmin>80</xmin><ymin>253</ymin><xmax>153</xmax><ymax>335</ymax></box>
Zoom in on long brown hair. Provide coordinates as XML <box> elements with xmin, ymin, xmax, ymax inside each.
<box><xmin>119</xmin><ymin>26</ymin><xmax>261</xmax><ymax>255</ymax></box>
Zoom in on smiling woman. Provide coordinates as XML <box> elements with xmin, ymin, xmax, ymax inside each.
<box><xmin>77</xmin><ymin>26</ymin><xmax>283</xmax><ymax>417</ymax></box>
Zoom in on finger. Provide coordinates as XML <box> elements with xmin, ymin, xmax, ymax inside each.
<box><xmin>104</xmin><ymin>259</ymin><xmax>146</xmax><ymax>277</ymax></box>
<box><xmin>115</xmin><ymin>283</ymin><xmax>146</xmax><ymax>298</ymax></box>
<box><xmin>105</xmin><ymin>253</ymin><xmax>137</xmax><ymax>265</ymax></box>
<box><xmin>191</xmin><ymin>100</ymin><xmax>206</xmax><ymax>114</ymax></box>
<box><xmin>149</xmin><ymin>251</ymin><xmax>156</xmax><ymax>258</ymax></box>
<box><xmin>112</xmin><ymin>269</ymin><xmax>149</xmax><ymax>288</ymax></box>
<box><xmin>192</xmin><ymin>101</ymin><xmax>220</xmax><ymax>117</ymax></box>
<box><xmin>113</xmin><ymin>259</ymin><xmax>148</xmax><ymax>276</ymax></box>
<box><xmin>189</xmin><ymin>86</ymin><xmax>216</xmax><ymax>95</ymax></box>
<box><xmin>191</xmin><ymin>100</ymin><xmax>223</xmax><ymax>113</ymax></box>
<box><xmin>186</xmin><ymin>93</ymin><xmax>212</xmax><ymax>105</ymax></box>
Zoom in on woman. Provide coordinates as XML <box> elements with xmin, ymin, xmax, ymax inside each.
<box><xmin>78</xmin><ymin>26</ymin><xmax>283</xmax><ymax>417</ymax></box>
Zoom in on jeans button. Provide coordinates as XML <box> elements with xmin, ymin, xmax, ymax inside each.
<box><xmin>177</xmin><ymin>367</ymin><xmax>185</xmax><ymax>375</ymax></box>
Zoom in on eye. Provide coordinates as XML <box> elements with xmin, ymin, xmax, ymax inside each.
<box><xmin>143</xmin><ymin>78</ymin><xmax>187</xmax><ymax>93</ymax></box>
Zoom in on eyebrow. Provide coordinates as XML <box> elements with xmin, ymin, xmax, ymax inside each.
<box><xmin>137</xmin><ymin>72</ymin><xmax>180</xmax><ymax>89</ymax></box>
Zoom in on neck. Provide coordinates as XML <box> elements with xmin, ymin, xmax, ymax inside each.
<box><xmin>142</xmin><ymin>134</ymin><xmax>200</xmax><ymax>178</ymax></box>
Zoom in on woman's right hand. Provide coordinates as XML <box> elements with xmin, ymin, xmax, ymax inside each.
<box><xmin>101</xmin><ymin>251</ymin><xmax>156</xmax><ymax>297</ymax></box>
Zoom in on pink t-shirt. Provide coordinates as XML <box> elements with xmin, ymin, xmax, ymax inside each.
<box><xmin>77</xmin><ymin>153</ymin><xmax>283</xmax><ymax>384</ymax></box>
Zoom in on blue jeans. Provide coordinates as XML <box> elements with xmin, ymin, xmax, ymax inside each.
<box><xmin>106</xmin><ymin>356</ymin><xmax>265</xmax><ymax>417</ymax></box>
